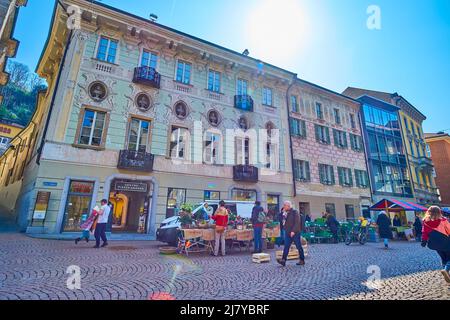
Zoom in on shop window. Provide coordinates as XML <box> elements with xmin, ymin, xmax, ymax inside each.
<box><xmin>231</xmin><ymin>189</ymin><xmax>257</xmax><ymax>201</ymax></box>
<box><xmin>62</xmin><ymin>181</ymin><xmax>95</xmax><ymax>232</ymax></box>
<box><xmin>345</xmin><ymin>205</ymin><xmax>355</xmax><ymax>220</ymax></box>
<box><xmin>204</xmin><ymin>191</ymin><xmax>221</xmax><ymax>201</ymax></box>
<box><xmin>267</xmin><ymin>195</ymin><xmax>280</xmax><ymax>220</ymax></box>
<box><xmin>166</xmin><ymin>188</ymin><xmax>186</xmax><ymax>218</ymax></box>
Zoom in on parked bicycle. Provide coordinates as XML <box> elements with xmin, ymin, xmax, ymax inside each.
<box><xmin>345</xmin><ymin>223</ymin><xmax>369</xmax><ymax>245</ymax></box>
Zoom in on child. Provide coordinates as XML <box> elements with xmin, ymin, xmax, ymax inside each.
<box><xmin>75</xmin><ymin>206</ymin><xmax>100</xmax><ymax>245</ymax></box>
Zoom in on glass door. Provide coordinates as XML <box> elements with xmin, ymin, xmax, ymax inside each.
<box><xmin>62</xmin><ymin>181</ymin><xmax>95</xmax><ymax>232</ymax></box>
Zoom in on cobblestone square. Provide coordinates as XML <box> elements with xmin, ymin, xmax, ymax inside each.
<box><xmin>0</xmin><ymin>233</ymin><xmax>448</xmax><ymax>300</ymax></box>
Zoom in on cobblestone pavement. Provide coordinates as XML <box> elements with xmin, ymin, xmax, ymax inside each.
<box><xmin>0</xmin><ymin>233</ymin><xmax>448</xmax><ymax>300</ymax></box>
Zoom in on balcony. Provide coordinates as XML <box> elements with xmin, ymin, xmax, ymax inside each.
<box><xmin>233</xmin><ymin>165</ymin><xmax>258</xmax><ymax>183</ymax></box>
<box><xmin>117</xmin><ymin>150</ymin><xmax>154</xmax><ymax>172</ymax></box>
<box><xmin>417</xmin><ymin>156</ymin><xmax>434</xmax><ymax>169</ymax></box>
<box><xmin>132</xmin><ymin>66</ymin><xmax>161</xmax><ymax>89</ymax></box>
<box><xmin>234</xmin><ymin>95</ymin><xmax>254</xmax><ymax>112</ymax></box>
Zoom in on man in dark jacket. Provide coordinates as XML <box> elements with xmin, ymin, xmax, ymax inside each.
<box><xmin>413</xmin><ymin>212</ymin><xmax>423</xmax><ymax>242</ymax></box>
<box><xmin>277</xmin><ymin>201</ymin><xmax>305</xmax><ymax>267</ymax></box>
<box><xmin>376</xmin><ymin>211</ymin><xmax>393</xmax><ymax>249</ymax></box>
<box><xmin>326</xmin><ymin>213</ymin><xmax>340</xmax><ymax>244</ymax></box>
<box><xmin>251</xmin><ymin>201</ymin><xmax>265</xmax><ymax>254</ymax></box>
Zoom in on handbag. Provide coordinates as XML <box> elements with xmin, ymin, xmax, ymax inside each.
<box><xmin>215</xmin><ymin>225</ymin><xmax>225</xmax><ymax>234</ymax></box>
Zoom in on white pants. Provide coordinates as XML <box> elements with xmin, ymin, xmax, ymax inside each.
<box><xmin>214</xmin><ymin>231</ymin><xmax>226</xmax><ymax>256</ymax></box>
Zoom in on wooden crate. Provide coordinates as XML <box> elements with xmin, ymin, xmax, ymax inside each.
<box><xmin>202</xmin><ymin>229</ymin><xmax>215</xmax><ymax>241</ymax></box>
<box><xmin>225</xmin><ymin>229</ymin><xmax>237</xmax><ymax>240</ymax></box>
<box><xmin>237</xmin><ymin>230</ymin><xmax>254</xmax><ymax>241</ymax></box>
<box><xmin>276</xmin><ymin>245</ymin><xmax>308</xmax><ymax>260</ymax></box>
<box><xmin>252</xmin><ymin>253</ymin><xmax>271</xmax><ymax>264</ymax></box>
<box><xmin>182</xmin><ymin>229</ymin><xmax>203</xmax><ymax>240</ymax></box>
<box><xmin>264</xmin><ymin>225</ymin><xmax>281</xmax><ymax>238</ymax></box>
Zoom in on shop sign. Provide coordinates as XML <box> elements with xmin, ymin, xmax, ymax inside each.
<box><xmin>115</xmin><ymin>181</ymin><xmax>148</xmax><ymax>193</ymax></box>
<box><xmin>43</xmin><ymin>182</ymin><xmax>58</xmax><ymax>187</ymax></box>
<box><xmin>33</xmin><ymin>192</ymin><xmax>51</xmax><ymax>220</ymax></box>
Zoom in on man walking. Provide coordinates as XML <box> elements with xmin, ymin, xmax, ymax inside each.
<box><xmin>94</xmin><ymin>199</ymin><xmax>111</xmax><ymax>249</ymax></box>
<box><xmin>277</xmin><ymin>201</ymin><xmax>305</xmax><ymax>267</ymax></box>
<box><xmin>251</xmin><ymin>201</ymin><xmax>266</xmax><ymax>254</ymax></box>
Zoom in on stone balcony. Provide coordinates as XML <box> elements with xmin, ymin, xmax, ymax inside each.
<box><xmin>117</xmin><ymin>150</ymin><xmax>154</xmax><ymax>172</ymax></box>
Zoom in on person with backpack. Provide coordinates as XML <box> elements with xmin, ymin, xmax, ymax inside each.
<box><xmin>212</xmin><ymin>201</ymin><xmax>229</xmax><ymax>257</ymax></box>
<box><xmin>421</xmin><ymin>206</ymin><xmax>450</xmax><ymax>283</ymax></box>
<box><xmin>251</xmin><ymin>201</ymin><xmax>266</xmax><ymax>254</ymax></box>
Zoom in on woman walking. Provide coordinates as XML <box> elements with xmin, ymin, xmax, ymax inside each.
<box><xmin>212</xmin><ymin>201</ymin><xmax>229</xmax><ymax>257</ymax></box>
<box><xmin>376</xmin><ymin>211</ymin><xmax>393</xmax><ymax>249</ymax></box>
<box><xmin>421</xmin><ymin>206</ymin><xmax>450</xmax><ymax>283</ymax></box>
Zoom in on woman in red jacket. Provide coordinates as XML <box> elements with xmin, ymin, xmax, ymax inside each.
<box><xmin>212</xmin><ymin>201</ymin><xmax>229</xmax><ymax>257</ymax></box>
<box><xmin>421</xmin><ymin>206</ymin><xmax>450</xmax><ymax>283</ymax></box>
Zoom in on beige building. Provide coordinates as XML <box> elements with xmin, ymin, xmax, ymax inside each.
<box><xmin>0</xmin><ymin>0</ymin><xmax>27</xmax><ymax>103</ymax></box>
<box><xmin>289</xmin><ymin>80</ymin><xmax>371</xmax><ymax>220</ymax></box>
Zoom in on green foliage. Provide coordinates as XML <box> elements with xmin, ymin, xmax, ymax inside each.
<box><xmin>0</xmin><ymin>61</ymin><xmax>47</xmax><ymax>126</ymax></box>
<box><xmin>180</xmin><ymin>203</ymin><xmax>194</xmax><ymax>213</ymax></box>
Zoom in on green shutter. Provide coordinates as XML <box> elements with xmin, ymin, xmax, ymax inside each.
<box><xmin>343</xmin><ymin>132</ymin><xmax>348</xmax><ymax>148</ymax></box>
<box><xmin>293</xmin><ymin>160</ymin><xmax>299</xmax><ymax>180</ymax></box>
<box><xmin>358</xmin><ymin>136</ymin><xmax>363</xmax><ymax>151</ymax></box>
<box><xmin>333</xmin><ymin>129</ymin><xmax>338</xmax><ymax>147</ymax></box>
<box><xmin>319</xmin><ymin>164</ymin><xmax>324</xmax><ymax>183</ymax></box>
<box><xmin>330</xmin><ymin>166</ymin><xmax>335</xmax><ymax>185</ymax></box>
<box><xmin>289</xmin><ymin>118</ymin><xmax>294</xmax><ymax>135</ymax></box>
<box><xmin>348</xmin><ymin>168</ymin><xmax>353</xmax><ymax>186</ymax></box>
<box><xmin>338</xmin><ymin>167</ymin><xmax>344</xmax><ymax>186</ymax></box>
<box><xmin>355</xmin><ymin>170</ymin><xmax>361</xmax><ymax>187</ymax></box>
<box><xmin>315</xmin><ymin>125</ymin><xmax>320</xmax><ymax>142</ymax></box>
<box><xmin>305</xmin><ymin>161</ymin><xmax>310</xmax><ymax>182</ymax></box>
<box><xmin>326</xmin><ymin>127</ymin><xmax>331</xmax><ymax>144</ymax></box>
<box><xmin>301</xmin><ymin>120</ymin><xmax>307</xmax><ymax>138</ymax></box>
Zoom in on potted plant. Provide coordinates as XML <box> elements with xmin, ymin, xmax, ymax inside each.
<box><xmin>179</xmin><ymin>203</ymin><xmax>194</xmax><ymax>228</ymax></box>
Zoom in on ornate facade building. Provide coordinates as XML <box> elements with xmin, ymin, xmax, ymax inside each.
<box><xmin>289</xmin><ymin>80</ymin><xmax>371</xmax><ymax>220</ymax></box>
<box><xmin>0</xmin><ymin>0</ymin><xmax>295</xmax><ymax>236</ymax></box>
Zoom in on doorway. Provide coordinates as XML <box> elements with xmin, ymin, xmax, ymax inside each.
<box><xmin>109</xmin><ymin>180</ymin><xmax>151</xmax><ymax>234</ymax></box>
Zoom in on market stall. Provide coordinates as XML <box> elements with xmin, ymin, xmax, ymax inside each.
<box><xmin>370</xmin><ymin>199</ymin><xmax>428</xmax><ymax>241</ymax></box>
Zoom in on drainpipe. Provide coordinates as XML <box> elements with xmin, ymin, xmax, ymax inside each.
<box><xmin>286</xmin><ymin>76</ymin><xmax>297</xmax><ymax>198</ymax></box>
<box><xmin>36</xmin><ymin>3</ymin><xmax>73</xmax><ymax>165</ymax></box>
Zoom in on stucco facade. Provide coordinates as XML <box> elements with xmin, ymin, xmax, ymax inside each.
<box><xmin>1</xmin><ymin>0</ymin><xmax>297</xmax><ymax>236</ymax></box>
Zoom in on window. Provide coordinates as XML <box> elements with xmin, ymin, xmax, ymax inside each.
<box><xmin>355</xmin><ymin>170</ymin><xmax>369</xmax><ymax>188</ymax></box>
<box><xmin>290</xmin><ymin>118</ymin><xmax>306</xmax><ymax>138</ymax></box>
<box><xmin>231</xmin><ymin>189</ymin><xmax>257</xmax><ymax>201</ymax></box>
<box><xmin>334</xmin><ymin>108</ymin><xmax>341</xmax><ymax>125</ymax></box>
<box><xmin>403</xmin><ymin>117</ymin><xmax>410</xmax><ymax>133</ymax></box>
<box><xmin>319</xmin><ymin>164</ymin><xmax>335</xmax><ymax>185</ymax></box>
<box><xmin>262</xmin><ymin>87</ymin><xmax>273</xmax><ymax>106</ymax></box>
<box><xmin>208</xmin><ymin>70</ymin><xmax>221</xmax><ymax>93</ymax></box>
<box><xmin>237</xmin><ymin>78</ymin><xmax>248</xmax><ymax>95</ymax></box>
<box><xmin>78</xmin><ymin>109</ymin><xmax>106</xmax><ymax>147</ymax></box>
<box><xmin>350</xmin><ymin>134</ymin><xmax>363</xmax><ymax>152</ymax></box>
<box><xmin>141</xmin><ymin>50</ymin><xmax>158</xmax><ymax>69</ymax></box>
<box><xmin>290</xmin><ymin>95</ymin><xmax>299</xmax><ymax>113</ymax></box>
<box><xmin>325</xmin><ymin>203</ymin><xmax>336</xmax><ymax>216</ymax></box>
<box><xmin>96</xmin><ymin>36</ymin><xmax>118</xmax><ymax>64</ymax></box>
<box><xmin>265</xmin><ymin>142</ymin><xmax>277</xmax><ymax>170</ymax></box>
<box><xmin>426</xmin><ymin>144</ymin><xmax>431</xmax><ymax>158</ymax></box>
<box><xmin>338</xmin><ymin>167</ymin><xmax>353</xmax><ymax>187</ymax></box>
<box><xmin>204</xmin><ymin>191</ymin><xmax>221</xmax><ymax>201</ymax></box>
<box><xmin>176</xmin><ymin>60</ymin><xmax>191</xmax><ymax>84</ymax></box>
<box><xmin>128</xmin><ymin>118</ymin><xmax>150</xmax><ymax>152</ymax></box>
<box><xmin>315</xmin><ymin>125</ymin><xmax>330</xmax><ymax>144</ymax></box>
<box><xmin>345</xmin><ymin>205</ymin><xmax>355</xmax><ymax>220</ymax></box>
<box><xmin>235</xmin><ymin>137</ymin><xmax>250</xmax><ymax>165</ymax></box>
<box><xmin>315</xmin><ymin>102</ymin><xmax>323</xmax><ymax>119</ymax></box>
<box><xmin>293</xmin><ymin>160</ymin><xmax>310</xmax><ymax>182</ymax></box>
<box><xmin>204</xmin><ymin>131</ymin><xmax>221</xmax><ymax>164</ymax></box>
<box><xmin>350</xmin><ymin>114</ymin><xmax>356</xmax><ymax>129</ymax></box>
<box><xmin>166</xmin><ymin>188</ymin><xmax>187</xmax><ymax>218</ymax></box>
<box><xmin>170</xmin><ymin>126</ymin><xmax>189</xmax><ymax>159</ymax></box>
<box><xmin>62</xmin><ymin>181</ymin><xmax>95</xmax><ymax>232</ymax></box>
<box><xmin>333</xmin><ymin>129</ymin><xmax>348</xmax><ymax>149</ymax></box>
<box><xmin>267</xmin><ymin>195</ymin><xmax>280</xmax><ymax>219</ymax></box>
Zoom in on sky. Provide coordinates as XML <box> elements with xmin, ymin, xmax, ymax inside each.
<box><xmin>11</xmin><ymin>0</ymin><xmax>450</xmax><ymax>133</ymax></box>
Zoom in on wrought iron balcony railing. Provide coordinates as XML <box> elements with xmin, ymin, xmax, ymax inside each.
<box><xmin>132</xmin><ymin>66</ymin><xmax>161</xmax><ymax>89</ymax></box>
<box><xmin>118</xmin><ymin>150</ymin><xmax>154</xmax><ymax>172</ymax></box>
<box><xmin>234</xmin><ymin>95</ymin><xmax>254</xmax><ymax>112</ymax></box>
<box><xmin>233</xmin><ymin>165</ymin><xmax>258</xmax><ymax>183</ymax></box>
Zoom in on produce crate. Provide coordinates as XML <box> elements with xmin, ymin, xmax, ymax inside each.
<box><xmin>202</xmin><ymin>229</ymin><xmax>215</xmax><ymax>241</ymax></box>
<box><xmin>225</xmin><ymin>229</ymin><xmax>237</xmax><ymax>240</ymax></box>
<box><xmin>252</xmin><ymin>253</ymin><xmax>271</xmax><ymax>264</ymax></box>
<box><xmin>182</xmin><ymin>229</ymin><xmax>203</xmax><ymax>240</ymax></box>
<box><xmin>237</xmin><ymin>230</ymin><xmax>254</xmax><ymax>241</ymax></box>
<box><xmin>276</xmin><ymin>244</ymin><xmax>308</xmax><ymax>260</ymax></box>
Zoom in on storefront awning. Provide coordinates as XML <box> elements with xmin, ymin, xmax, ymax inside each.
<box><xmin>370</xmin><ymin>199</ymin><xmax>428</xmax><ymax>212</ymax></box>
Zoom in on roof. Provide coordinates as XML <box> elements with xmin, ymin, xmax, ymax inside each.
<box><xmin>82</xmin><ymin>0</ymin><xmax>297</xmax><ymax>77</ymax></box>
<box><xmin>425</xmin><ymin>132</ymin><xmax>450</xmax><ymax>140</ymax></box>
<box><xmin>296</xmin><ymin>78</ymin><xmax>361</xmax><ymax>105</ymax></box>
<box><xmin>355</xmin><ymin>95</ymin><xmax>400</xmax><ymax>113</ymax></box>
<box><xmin>370</xmin><ymin>199</ymin><xmax>428</xmax><ymax>212</ymax></box>
<box><xmin>343</xmin><ymin>87</ymin><xmax>426</xmax><ymax>120</ymax></box>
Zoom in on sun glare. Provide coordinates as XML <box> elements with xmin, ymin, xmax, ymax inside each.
<box><xmin>245</xmin><ymin>0</ymin><xmax>310</xmax><ymax>67</ymax></box>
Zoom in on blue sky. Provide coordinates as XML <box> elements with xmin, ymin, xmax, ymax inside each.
<box><xmin>12</xmin><ymin>0</ymin><xmax>450</xmax><ymax>133</ymax></box>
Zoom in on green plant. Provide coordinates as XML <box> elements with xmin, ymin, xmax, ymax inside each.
<box><xmin>180</xmin><ymin>203</ymin><xmax>194</xmax><ymax>213</ymax></box>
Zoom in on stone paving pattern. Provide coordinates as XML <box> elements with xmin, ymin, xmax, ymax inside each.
<box><xmin>0</xmin><ymin>234</ymin><xmax>448</xmax><ymax>300</ymax></box>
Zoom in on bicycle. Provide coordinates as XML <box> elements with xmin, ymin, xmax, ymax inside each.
<box><xmin>345</xmin><ymin>224</ymin><xmax>369</xmax><ymax>245</ymax></box>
